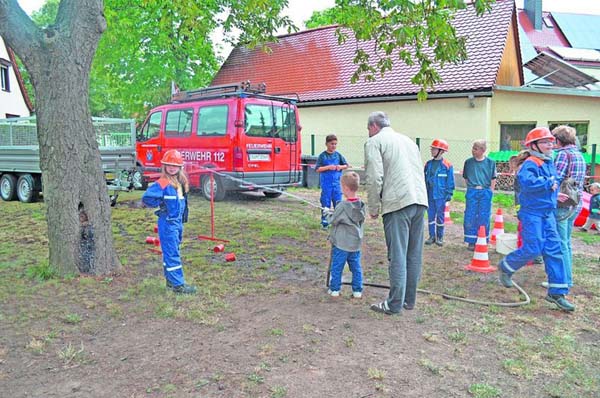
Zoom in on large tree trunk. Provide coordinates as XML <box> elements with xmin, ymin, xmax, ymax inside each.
<box><xmin>0</xmin><ymin>0</ymin><xmax>120</xmax><ymax>275</ymax></box>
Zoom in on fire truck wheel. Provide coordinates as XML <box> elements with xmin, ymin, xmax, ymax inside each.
<box><xmin>16</xmin><ymin>174</ymin><xmax>39</xmax><ymax>203</ymax></box>
<box><xmin>201</xmin><ymin>175</ymin><xmax>226</xmax><ymax>201</ymax></box>
<box><xmin>263</xmin><ymin>191</ymin><xmax>282</xmax><ymax>199</ymax></box>
<box><xmin>0</xmin><ymin>173</ymin><xmax>18</xmax><ymax>201</ymax></box>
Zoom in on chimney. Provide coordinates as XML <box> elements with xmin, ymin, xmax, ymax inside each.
<box><xmin>525</xmin><ymin>0</ymin><xmax>543</xmax><ymax>30</ymax></box>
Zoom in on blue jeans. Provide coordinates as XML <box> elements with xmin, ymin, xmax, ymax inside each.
<box><xmin>382</xmin><ymin>204</ymin><xmax>426</xmax><ymax>312</ymax></box>
<box><xmin>329</xmin><ymin>246</ymin><xmax>362</xmax><ymax>293</ymax></box>
<box><xmin>556</xmin><ymin>208</ymin><xmax>577</xmax><ymax>287</ymax></box>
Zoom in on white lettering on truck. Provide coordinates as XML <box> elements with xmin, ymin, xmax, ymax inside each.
<box><xmin>180</xmin><ymin>151</ymin><xmax>225</xmax><ymax>162</ymax></box>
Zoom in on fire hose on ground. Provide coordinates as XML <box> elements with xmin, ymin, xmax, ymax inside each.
<box><xmin>184</xmin><ymin>165</ymin><xmax>534</xmax><ymax>308</ymax></box>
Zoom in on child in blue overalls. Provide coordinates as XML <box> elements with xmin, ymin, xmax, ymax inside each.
<box><xmin>142</xmin><ymin>149</ymin><xmax>197</xmax><ymax>295</ymax></box>
<box><xmin>316</xmin><ymin>134</ymin><xmax>349</xmax><ymax>228</ymax></box>
<box><xmin>498</xmin><ymin>127</ymin><xmax>574</xmax><ymax>312</ymax></box>
<box><xmin>424</xmin><ymin>139</ymin><xmax>455</xmax><ymax>246</ymax></box>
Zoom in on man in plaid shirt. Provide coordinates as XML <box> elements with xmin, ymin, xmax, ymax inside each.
<box><xmin>553</xmin><ymin>125</ymin><xmax>586</xmax><ymax>289</ymax></box>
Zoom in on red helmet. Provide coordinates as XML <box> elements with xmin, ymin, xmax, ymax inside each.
<box><xmin>430</xmin><ymin>139</ymin><xmax>449</xmax><ymax>152</ymax></box>
<box><xmin>524</xmin><ymin>127</ymin><xmax>554</xmax><ymax>146</ymax></box>
<box><xmin>161</xmin><ymin>149</ymin><xmax>184</xmax><ymax>166</ymax></box>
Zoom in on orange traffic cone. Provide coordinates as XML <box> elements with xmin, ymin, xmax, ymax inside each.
<box><xmin>444</xmin><ymin>202</ymin><xmax>453</xmax><ymax>225</ymax></box>
<box><xmin>490</xmin><ymin>208</ymin><xmax>505</xmax><ymax>244</ymax></box>
<box><xmin>465</xmin><ymin>226</ymin><xmax>497</xmax><ymax>273</ymax></box>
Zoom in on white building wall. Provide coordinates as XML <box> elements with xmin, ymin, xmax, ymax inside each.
<box><xmin>0</xmin><ymin>36</ymin><xmax>31</xmax><ymax>118</ymax></box>
<box><xmin>298</xmin><ymin>96</ymin><xmax>490</xmax><ymax>168</ymax></box>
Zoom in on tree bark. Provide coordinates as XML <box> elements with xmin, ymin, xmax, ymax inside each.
<box><xmin>0</xmin><ymin>0</ymin><xmax>120</xmax><ymax>275</ymax></box>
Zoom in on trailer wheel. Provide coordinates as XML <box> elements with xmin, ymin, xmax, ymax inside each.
<box><xmin>263</xmin><ymin>191</ymin><xmax>282</xmax><ymax>199</ymax></box>
<box><xmin>16</xmin><ymin>174</ymin><xmax>39</xmax><ymax>203</ymax></box>
<box><xmin>0</xmin><ymin>173</ymin><xmax>17</xmax><ymax>201</ymax></box>
<box><xmin>201</xmin><ymin>175</ymin><xmax>226</xmax><ymax>201</ymax></box>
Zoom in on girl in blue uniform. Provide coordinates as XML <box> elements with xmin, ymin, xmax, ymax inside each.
<box><xmin>498</xmin><ymin>128</ymin><xmax>574</xmax><ymax>312</ymax></box>
<box><xmin>424</xmin><ymin>139</ymin><xmax>455</xmax><ymax>246</ymax></box>
<box><xmin>142</xmin><ymin>150</ymin><xmax>197</xmax><ymax>295</ymax></box>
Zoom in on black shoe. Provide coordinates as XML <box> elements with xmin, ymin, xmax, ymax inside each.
<box><xmin>435</xmin><ymin>237</ymin><xmax>444</xmax><ymax>247</ymax></box>
<box><xmin>403</xmin><ymin>302</ymin><xmax>415</xmax><ymax>310</ymax></box>
<box><xmin>169</xmin><ymin>283</ymin><xmax>197</xmax><ymax>295</ymax></box>
<box><xmin>467</xmin><ymin>243</ymin><xmax>475</xmax><ymax>251</ymax></box>
<box><xmin>545</xmin><ymin>295</ymin><xmax>575</xmax><ymax>312</ymax></box>
<box><xmin>424</xmin><ymin>237</ymin><xmax>435</xmax><ymax>245</ymax></box>
<box><xmin>498</xmin><ymin>266</ymin><xmax>513</xmax><ymax>288</ymax></box>
<box><xmin>370</xmin><ymin>301</ymin><xmax>397</xmax><ymax>315</ymax></box>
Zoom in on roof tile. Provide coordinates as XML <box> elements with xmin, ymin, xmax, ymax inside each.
<box><xmin>213</xmin><ymin>0</ymin><xmax>515</xmax><ymax>102</ymax></box>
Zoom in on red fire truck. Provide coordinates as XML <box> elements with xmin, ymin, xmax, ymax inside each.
<box><xmin>135</xmin><ymin>82</ymin><xmax>302</xmax><ymax>200</ymax></box>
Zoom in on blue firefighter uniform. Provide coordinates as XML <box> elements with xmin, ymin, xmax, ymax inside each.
<box><xmin>499</xmin><ymin>156</ymin><xmax>568</xmax><ymax>296</ymax></box>
<box><xmin>142</xmin><ymin>178</ymin><xmax>189</xmax><ymax>287</ymax></box>
<box><xmin>316</xmin><ymin>151</ymin><xmax>348</xmax><ymax>227</ymax></box>
<box><xmin>424</xmin><ymin>158</ymin><xmax>455</xmax><ymax>240</ymax></box>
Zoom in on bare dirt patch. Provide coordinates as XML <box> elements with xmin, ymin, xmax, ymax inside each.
<box><xmin>1</xmin><ymin>189</ymin><xmax>599</xmax><ymax>398</ymax></box>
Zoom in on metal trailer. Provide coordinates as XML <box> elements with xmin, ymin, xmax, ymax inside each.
<box><xmin>0</xmin><ymin>116</ymin><xmax>139</xmax><ymax>204</ymax></box>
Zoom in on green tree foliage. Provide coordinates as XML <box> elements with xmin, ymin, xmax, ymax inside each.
<box><xmin>305</xmin><ymin>7</ymin><xmax>343</xmax><ymax>29</ymax></box>
<box><xmin>24</xmin><ymin>0</ymin><xmax>295</xmax><ymax>119</ymax></box>
<box><xmin>306</xmin><ymin>0</ymin><xmax>496</xmax><ymax>100</ymax></box>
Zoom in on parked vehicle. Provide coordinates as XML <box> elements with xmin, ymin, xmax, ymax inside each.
<box><xmin>0</xmin><ymin>116</ymin><xmax>138</xmax><ymax>204</ymax></box>
<box><xmin>135</xmin><ymin>82</ymin><xmax>302</xmax><ymax>201</ymax></box>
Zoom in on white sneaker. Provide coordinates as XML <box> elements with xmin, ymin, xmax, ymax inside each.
<box><xmin>352</xmin><ymin>291</ymin><xmax>363</xmax><ymax>299</ymax></box>
<box><xmin>327</xmin><ymin>289</ymin><xmax>340</xmax><ymax>297</ymax></box>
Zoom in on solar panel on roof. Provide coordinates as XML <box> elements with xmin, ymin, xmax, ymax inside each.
<box><xmin>549</xmin><ymin>46</ymin><xmax>600</xmax><ymax>62</ymax></box>
<box><xmin>551</xmin><ymin>12</ymin><xmax>600</xmax><ymax>50</ymax></box>
<box><xmin>524</xmin><ymin>51</ymin><xmax>599</xmax><ymax>88</ymax></box>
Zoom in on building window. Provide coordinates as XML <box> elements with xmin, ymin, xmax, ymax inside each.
<box><xmin>548</xmin><ymin>121</ymin><xmax>588</xmax><ymax>150</ymax></box>
<box><xmin>0</xmin><ymin>64</ymin><xmax>10</xmax><ymax>92</ymax></box>
<box><xmin>500</xmin><ymin>123</ymin><xmax>536</xmax><ymax>151</ymax></box>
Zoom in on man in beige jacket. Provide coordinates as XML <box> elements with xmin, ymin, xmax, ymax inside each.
<box><xmin>364</xmin><ymin>111</ymin><xmax>428</xmax><ymax>315</ymax></box>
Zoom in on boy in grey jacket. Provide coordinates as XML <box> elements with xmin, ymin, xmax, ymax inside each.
<box><xmin>326</xmin><ymin>171</ymin><xmax>366</xmax><ymax>298</ymax></box>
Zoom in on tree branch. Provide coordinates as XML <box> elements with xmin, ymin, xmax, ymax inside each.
<box><xmin>0</xmin><ymin>0</ymin><xmax>44</xmax><ymax>64</ymax></box>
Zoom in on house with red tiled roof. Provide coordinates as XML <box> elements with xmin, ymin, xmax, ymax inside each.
<box><xmin>0</xmin><ymin>36</ymin><xmax>33</xmax><ymax>118</ymax></box>
<box><xmin>213</xmin><ymin>0</ymin><xmax>600</xmax><ymax>169</ymax></box>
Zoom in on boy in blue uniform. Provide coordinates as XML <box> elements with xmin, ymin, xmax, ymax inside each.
<box><xmin>142</xmin><ymin>150</ymin><xmax>197</xmax><ymax>295</ymax></box>
<box><xmin>498</xmin><ymin>128</ymin><xmax>575</xmax><ymax>312</ymax></box>
<box><xmin>424</xmin><ymin>139</ymin><xmax>455</xmax><ymax>246</ymax></box>
<box><xmin>462</xmin><ymin>139</ymin><xmax>497</xmax><ymax>250</ymax></box>
<box><xmin>316</xmin><ymin>134</ymin><xmax>349</xmax><ymax>228</ymax></box>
